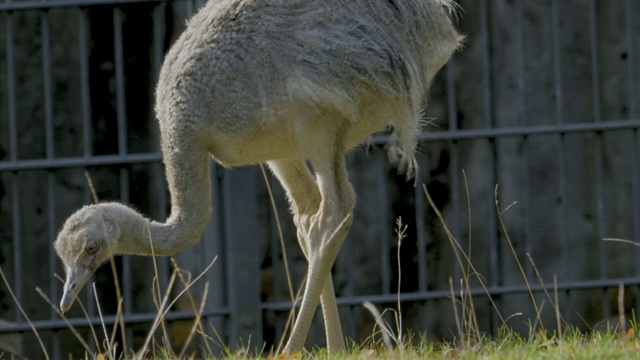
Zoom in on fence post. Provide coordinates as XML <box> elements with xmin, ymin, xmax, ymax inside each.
<box><xmin>222</xmin><ymin>167</ymin><xmax>263</xmax><ymax>352</ymax></box>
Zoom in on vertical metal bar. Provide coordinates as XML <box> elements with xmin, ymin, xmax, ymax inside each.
<box><xmin>589</xmin><ymin>0</ymin><xmax>602</xmax><ymax>123</ymax></box>
<box><xmin>40</xmin><ymin>17</ymin><xmax>60</xmax><ymax>354</ymax></box>
<box><xmin>266</xmin><ymin>176</ymin><xmax>280</xmax><ymax>301</ymax></box>
<box><xmin>79</xmin><ymin>8</ymin><xmax>92</xmax><ymax>157</ymax></box>
<box><xmin>223</xmin><ymin>167</ymin><xmax>263</xmax><ymax>352</ymax></box>
<box><xmin>449</xmin><ymin>145</ymin><xmax>461</xmax><ymax>284</ymax></box>
<box><xmin>626</xmin><ymin>0</ymin><xmax>640</xmax><ymax>277</ymax></box>
<box><xmin>480</xmin><ymin>0</ymin><xmax>499</xmax><ymax>286</ymax></box>
<box><xmin>185</xmin><ymin>0</ymin><xmax>194</xmax><ymax>17</ymax></box>
<box><xmin>588</xmin><ymin>0</ymin><xmax>606</xmax><ymax>273</ymax></box>
<box><xmin>11</xmin><ymin>176</ymin><xmax>22</xmax><ymax>321</ymax></box>
<box><xmin>552</xmin><ymin>0</ymin><xmax>564</xmax><ymax>128</ymax></box>
<box><xmin>152</xmin><ymin>3</ymin><xmax>165</xmax><ymax>78</ymax></box>
<box><xmin>595</xmin><ymin>145</ymin><xmax>606</xmax><ymax>276</ymax></box>
<box><xmin>6</xmin><ymin>12</ymin><xmax>22</xmax><ymax>322</ymax></box>
<box><xmin>42</xmin><ymin>10</ymin><xmax>54</xmax><ymax>159</ymax></box>
<box><xmin>112</xmin><ymin>7</ymin><xmax>133</xmax><ymax>320</ymax></box>
<box><xmin>447</xmin><ymin>60</ymin><xmax>459</xmax><ymax>132</ymax></box>
<box><xmin>77</xmin><ymin>10</ymin><xmax>97</xmax><ymax>339</ymax></box>
<box><xmin>48</xmin><ymin>176</ymin><xmax>57</xmax><ymax>317</ymax></box>
<box><xmin>5</xmin><ymin>10</ymin><xmax>22</xmax><ymax>321</ymax></box>
<box><xmin>515</xmin><ymin>0</ymin><xmax>532</xmax><ymax>278</ymax></box>
<box><xmin>82</xmin><ymin>182</ymin><xmax>96</xmax><ymax>317</ymax></box>
<box><xmin>378</xmin><ymin>155</ymin><xmax>390</xmax><ymax>295</ymax></box>
<box><xmin>152</xmin><ymin>1</ymin><xmax>170</xmax><ymax>296</ymax></box>
<box><xmin>193</xmin><ymin>164</ymin><xmax>226</xmax><ymax>356</ymax></box>
<box><xmin>480</xmin><ymin>0</ymin><xmax>494</xmax><ymax>132</ymax></box>
<box><xmin>414</xmin><ymin>169</ymin><xmax>427</xmax><ymax>293</ymax></box>
<box><xmin>120</xmin><ymin>168</ymin><xmax>132</xmax><ymax>314</ymax></box>
<box><xmin>480</xmin><ymin>0</ymin><xmax>501</xmax><ymax>335</ymax></box>
<box><xmin>6</xmin><ymin>0</ymin><xmax>22</xmax><ymax>322</ymax></box>
<box><xmin>41</xmin><ymin>15</ymin><xmax>60</xmax><ymax>353</ymax></box>
<box><xmin>552</xmin><ymin>0</ymin><xmax>571</xmax><ymax>324</ymax></box>
<box><xmin>589</xmin><ymin>0</ymin><xmax>610</xmax><ymax>318</ymax></box>
<box><xmin>515</xmin><ymin>0</ymin><xmax>526</xmax><ymax>128</ymax></box>
<box><xmin>6</xmin><ymin>13</ymin><xmax>17</xmax><ymax>163</ymax></box>
<box><xmin>626</xmin><ymin>0</ymin><xmax>637</xmax><ymax>121</ymax></box>
<box><xmin>113</xmin><ymin>8</ymin><xmax>127</xmax><ymax>156</ymax></box>
<box><xmin>48</xmin><ymin>173</ymin><xmax>62</xmax><ymax>357</ymax></box>
<box><xmin>446</xmin><ymin>58</ymin><xmax>462</xmax><ymax>282</ymax></box>
<box><xmin>78</xmin><ymin>7</ymin><xmax>93</xmax><ymax>330</ymax></box>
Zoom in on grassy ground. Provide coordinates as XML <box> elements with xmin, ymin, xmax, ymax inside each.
<box><xmin>206</xmin><ymin>327</ymin><xmax>640</xmax><ymax>359</ymax></box>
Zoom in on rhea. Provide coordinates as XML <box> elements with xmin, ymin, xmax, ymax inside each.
<box><xmin>54</xmin><ymin>0</ymin><xmax>461</xmax><ymax>353</ymax></box>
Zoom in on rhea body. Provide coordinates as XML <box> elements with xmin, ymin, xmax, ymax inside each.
<box><xmin>54</xmin><ymin>0</ymin><xmax>461</xmax><ymax>353</ymax></box>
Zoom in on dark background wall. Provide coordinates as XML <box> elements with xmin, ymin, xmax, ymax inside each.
<box><xmin>0</xmin><ymin>0</ymin><xmax>639</xmax><ymax>358</ymax></box>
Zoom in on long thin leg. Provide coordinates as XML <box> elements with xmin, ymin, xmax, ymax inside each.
<box><xmin>267</xmin><ymin>159</ymin><xmax>346</xmax><ymax>352</ymax></box>
<box><xmin>273</xmin><ymin>139</ymin><xmax>355</xmax><ymax>353</ymax></box>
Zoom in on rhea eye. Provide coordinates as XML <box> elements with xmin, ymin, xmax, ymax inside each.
<box><xmin>85</xmin><ymin>241</ymin><xmax>100</xmax><ymax>255</ymax></box>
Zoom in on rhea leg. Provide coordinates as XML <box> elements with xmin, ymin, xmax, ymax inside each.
<box><xmin>267</xmin><ymin>159</ymin><xmax>347</xmax><ymax>352</ymax></box>
<box><xmin>272</xmin><ymin>144</ymin><xmax>355</xmax><ymax>353</ymax></box>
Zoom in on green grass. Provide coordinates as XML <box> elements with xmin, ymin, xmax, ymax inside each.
<box><xmin>196</xmin><ymin>327</ymin><xmax>640</xmax><ymax>359</ymax></box>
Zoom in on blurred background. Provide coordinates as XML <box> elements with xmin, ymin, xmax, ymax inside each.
<box><xmin>0</xmin><ymin>0</ymin><xmax>639</xmax><ymax>358</ymax></box>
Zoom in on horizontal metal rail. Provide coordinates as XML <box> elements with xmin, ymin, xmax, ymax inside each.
<box><xmin>261</xmin><ymin>276</ymin><xmax>640</xmax><ymax>312</ymax></box>
<box><xmin>2</xmin><ymin>118</ymin><xmax>638</xmax><ymax>173</ymax></box>
<box><xmin>370</xmin><ymin>118</ymin><xmax>640</xmax><ymax>145</ymax></box>
<box><xmin>0</xmin><ymin>307</ymin><xmax>229</xmax><ymax>333</ymax></box>
<box><xmin>0</xmin><ymin>152</ymin><xmax>162</xmax><ymax>172</ymax></box>
<box><xmin>0</xmin><ymin>0</ymin><xmax>169</xmax><ymax>12</ymax></box>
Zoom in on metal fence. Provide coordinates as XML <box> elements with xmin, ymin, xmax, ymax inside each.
<box><xmin>0</xmin><ymin>0</ymin><xmax>639</xmax><ymax>358</ymax></box>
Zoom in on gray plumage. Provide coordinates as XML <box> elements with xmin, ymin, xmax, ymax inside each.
<box><xmin>55</xmin><ymin>0</ymin><xmax>462</xmax><ymax>354</ymax></box>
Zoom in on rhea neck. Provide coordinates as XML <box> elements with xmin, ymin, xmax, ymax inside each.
<box><xmin>101</xmin><ymin>144</ymin><xmax>213</xmax><ymax>256</ymax></box>
<box><xmin>98</xmin><ymin>202</ymin><xmax>209</xmax><ymax>257</ymax></box>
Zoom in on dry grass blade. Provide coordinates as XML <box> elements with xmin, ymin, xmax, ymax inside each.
<box><xmin>139</xmin><ymin>270</ymin><xmax>178</xmax><ymax>359</ymax></box>
<box><xmin>525</xmin><ymin>253</ymin><xmax>567</xmax><ymax>336</ymax></box>
<box><xmin>423</xmin><ymin>184</ymin><xmax>506</xmax><ymax>336</ymax></box>
<box><xmin>260</xmin><ymin>164</ymin><xmax>301</xmax><ymax>354</ymax></box>
<box><xmin>35</xmin><ymin>287</ymin><xmax>91</xmax><ymax>354</ymax></box>
<box><xmin>394</xmin><ymin>217</ymin><xmax>406</xmax><ymax>350</ymax></box>
<box><xmin>448</xmin><ymin>277</ymin><xmax>464</xmax><ymax>347</ymax></box>
<box><xmin>107</xmin><ymin>257</ymin><xmax>128</xmax><ymax>354</ymax></box>
<box><xmin>275</xmin><ymin>274</ymin><xmax>307</xmax><ymax>354</ymax></box>
<box><xmin>54</xmin><ymin>273</ymin><xmax>101</xmax><ymax>353</ymax></box>
<box><xmin>494</xmin><ymin>185</ymin><xmax>543</xmax><ymax>330</ymax></box>
<box><xmin>0</xmin><ymin>266</ymin><xmax>49</xmax><ymax>360</ymax></box>
<box><xmin>147</xmin><ymin>226</ymin><xmax>175</xmax><ymax>358</ymax></box>
<box><xmin>260</xmin><ymin>164</ymin><xmax>296</xmax><ymax>304</ymax></box>
<box><xmin>108</xmin><ymin>298</ymin><xmax>125</xmax><ymax>357</ymax></box>
<box><xmin>171</xmin><ymin>258</ymin><xmax>214</xmax><ymax>355</ymax></box>
<box><xmin>139</xmin><ymin>255</ymin><xmax>218</xmax><ymax>358</ymax></box>
<box><xmin>84</xmin><ymin>170</ymin><xmax>100</xmax><ymax>204</ymax></box>
<box><xmin>618</xmin><ymin>284</ymin><xmax>626</xmax><ymax>334</ymax></box>
<box><xmin>92</xmin><ymin>282</ymin><xmax>113</xmax><ymax>359</ymax></box>
<box><xmin>554</xmin><ymin>276</ymin><xmax>562</xmax><ymax>342</ymax></box>
<box><xmin>525</xmin><ymin>255</ymin><xmax>556</xmax><ymax>311</ymax></box>
<box><xmin>603</xmin><ymin>238</ymin><xmax>640</xmax><ymax>247</ymax></box>
<box><xmin>177</xmin><ymin>282</ymin><xmax>210</xmax><ymax>359</ymax></box>
<box><xmin>362</xmin><ymin>301</ymin><xmax>393</xmax><ymax>350</ymax></box>
<box><xmin>424</xmin><ymin>182</ymin><xmax>482</xmax><ymax>343</ymax></box>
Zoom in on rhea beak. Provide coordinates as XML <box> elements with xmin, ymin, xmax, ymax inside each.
<box><xmin>60</xmin><ymin>264</ymin><xmax>92</xmax><ymax>313</ymax></box>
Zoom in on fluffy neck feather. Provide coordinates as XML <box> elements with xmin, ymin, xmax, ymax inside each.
<box><xmin>99</xmin><ymin>203</ymin><xmax>207</xmax><ymax>256</ymax></box>
<box><xmin>103</xmin><ymin>144</ymin><xmax>212</xmax><ymax>256</ymax></box>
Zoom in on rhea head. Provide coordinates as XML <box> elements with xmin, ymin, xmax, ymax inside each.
<box><xmin>54</xmin><ymin>204</ymin><xmax>119</xmax><ymax>312</ymax></box>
